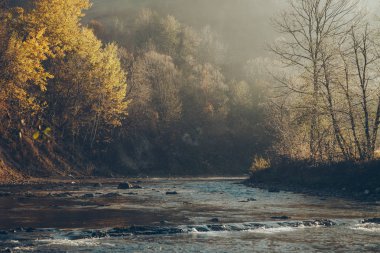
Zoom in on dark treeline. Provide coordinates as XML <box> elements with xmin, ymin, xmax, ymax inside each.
<box><xmin>86</xmin><ymin>6</ymin><xmax>272</xmax><ymax>175</ymax></box>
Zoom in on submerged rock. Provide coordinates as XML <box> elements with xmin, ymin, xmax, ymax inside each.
<box><xmin>117</xmin><ymin>182</ymin><xmax>142</xmax><ymax>189</ymax></box>
<box><xmin>109</xmin><ymin>225</ymin><xmax>184</xmax><ymax>236</ymax></box>
<box><xmin>82</xmin><ymin>193</ymin><xmax>95</xmax><ymax>198</ymax></box>
<box><xmin>0</xmin><ymin>192</ymin><xmax>11</xmax><ymax>197</ymax></box>
<box><xmin>48</xmin><ymin>192</ymin><xmax>72</xmax><ymax>198</ymax></box>
<box><xmin>207</xmin><ymin>224</ymin><xmax>227</xmax><ymax>231</ymax></box>
<box><xmin>118</xmin><ymin>182</ymin><xmax>133</xmax><ymax>189</ymax></box>
<box><xmin>24</xmin><ymin>191</ymin><xmax>36</xmax><ymax>198</ymax></box>
<box><xmin>268</xmin><ymin>188</ymin><xmax>280</xmax><ymax>193</ymax></box>
<box><xmin>271</xmin><ymin>215</ymin><xmax>290</xmax><ymax>220</ymax></box>
<box><xmin>302</xmin><ymin>219</ymin><xmax>336</xmax><ymax>227</ymax></box>
<box><xmin>91</xmin><ymin>230</ymin><xmax>108</xmax><ymax>238</ymax></box>
<box><xmin>103</xmin><ymin>192</ymin><xmax>122</xmax><ymax>198</ymax></box>
<box><xmin>0</xmin><ymin>248</ymin><xmax>13</xmax><ymax>253</ymax></box>
<box><xmin>239</xmin><ymin>198</ymin><xmax>257</xmax><ymax>202</ymax></box>
<box><xmin>93</xmin><ymin>183</ymin><xmax>103</xmax><ymax>188</ymax></box>
<box><xmin>362</xmin><ymin>218</ymin><xmax>380</xmax><ymax>224</ymax></box>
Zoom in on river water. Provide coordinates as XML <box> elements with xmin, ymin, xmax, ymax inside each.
<box><xmin>0</xmin><ymin>178</ymin><xmax>379</xmax><ymax>252</ymax></box>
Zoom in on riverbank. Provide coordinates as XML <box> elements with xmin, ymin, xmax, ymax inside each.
<box><xmin>245</xmin><ymin>159</ymin><xmax>380</xmax><ymax>201</ymax></box>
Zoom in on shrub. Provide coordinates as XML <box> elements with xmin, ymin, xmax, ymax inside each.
<box><xmin>375</xmin><ymin>149</ymin><xmax>380</xmax><ymax>160</ymax></box>
<box><xmin>250</xmin><ymin>155</ymin><xmax>271</xmax><ymax>173</ymax></box>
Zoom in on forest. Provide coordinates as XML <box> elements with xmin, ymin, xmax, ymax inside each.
<box><xmin>0</xmin><ymin>0</ymin><xmax>379</xmax><ymax>182</ymax></box>
<box><xmin>0</xmin><ymin>0</ymin><xmax>272</xmax><ymax>180</ymax></box>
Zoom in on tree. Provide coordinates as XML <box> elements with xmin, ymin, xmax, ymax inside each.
<box><xmin>0</xmin><ymin>4</ymin><xmax>52</xmax><ymax>135</ymax></box>
<box><xmin>131</xmin><ymin>50</ymin><xmax>182</xmax><ymax>133</ymax></box>
<box><xmin>336</xmin><ymin>24</ymin><xmax>380</xmax><ymax>160</ymax></box>
<box><xmin>0</xmin><ymin>0</ymin><xmax>128</xmax><ymax>149</ymax></box>
<box><xmin>179</xmin><ymin>62</ymin><xmax>229</xmax><ymax>139</ymax></box>
<box><xmin>271</xmin><ymin>0</ymin><xmax>360</xmax><ymax>161</ymax></box>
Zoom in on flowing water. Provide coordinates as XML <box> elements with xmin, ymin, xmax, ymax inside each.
<box><xmin>0</xmin><ymin>178</ymin><xmax>379</xmax><ymax>252</ymax></box>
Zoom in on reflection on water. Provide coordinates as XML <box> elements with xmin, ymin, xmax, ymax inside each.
<box><xmin>0</xmin><ymin>178</ymin><xmax>379</xmax><ymax>252</ymax></box>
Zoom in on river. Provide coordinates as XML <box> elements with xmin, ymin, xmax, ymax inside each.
<box><xmin>0</xmin><ymin>178</ymin><xmax>379</xmax><ymax>252</ymax></box>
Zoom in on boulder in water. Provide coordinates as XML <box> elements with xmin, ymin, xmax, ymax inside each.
<box><xmin>268</xmin><ymin>188</ymin><xmax>280</xmax><ymax>193</ymax></box>
<box><xmin>362</xmin><ymin>218</ymin><xmax>380</xmax><ymax>224</ymax></box>
<box><xmin>103</xmin><ymin>192</ymin><xmax>122</xmax><ymax>198</ymax></box>
<box><xmin>82</xmin><ymin>193</ymin><xmax>94</xmax><ymax>198</ymax></box>
<box><xmin>271</xmin><ymin>215</ymin><xmax>290</xmax><ymax>220</ymax></box>
<box><xmin>118</xmin><ymin>182</ymin><xmax>133</xmax><ymax>189</ymax></box>
<box><xmin>0</xmin><ymin>248</ymin><xmax>13</xmax><ymax>253</ymax></box>
<box><xmin>0</xmin><ymin>192</ymin><xmax>11</xmax><ymax>197</ymax></box>
<box><xmin>302</xmin><ymin>219</ymin><xmax>336</xmax><ymax>227</ymax></box>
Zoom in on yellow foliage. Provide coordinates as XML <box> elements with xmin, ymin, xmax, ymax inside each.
<box><xmin>375</xmin><ymin>149</ymin><xmax>380</xmax><ymax>159</ymax></box>
<box><xmin>5</xmin><ymin>30</ymin><xmax>53</xmax><ymax>91</ymax></box>
<box><xmin>32</xmin><ymin>131</ymin><xmax>40</xmax><ymax>140</ymax></box>
<box><xmin>250</xmin><ymin>156</ymin><xmax>271</xmax><ymax>173</ymax></box>
<box><xmin>0</xmin><ymin>6</ymin><xmax>52</xmax><ymax>114</ymax></box>
<box><xmin>43</xmin><ymin>127</ymin><xmax>52</xmax><ymax>136</ymax></box>
<box><xmin>1</xmin><ymin>0</ymin><xmax>128</xmax><ymax>145</ymax></box>
<box><xmin>28</xmin><ymin>0</ymin><xmax>91</xmax><ymax>57</ymax></box>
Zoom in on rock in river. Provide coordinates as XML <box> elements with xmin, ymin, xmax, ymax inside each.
<box><xmin>0</xmin><ymin>192</ymin><xmax>11</xmax><ymax>197</ymax></box>
<box><xmin>268</xmin><ymin>188</ymin><xmax>280</xmax><ymax>193</ymax></box>
<box><xmin>118</xmin><ymin>182</ymin><xmax>133</xmax><ymax>189</ymax></box>
<box><xmin>362</xmin><ymin>218</ymin><xmax>380</xmax><ymax>224</ymax></box>
<box><xmin>117</xmin><ymin>182</ymin><xmax>143</xmax><ymax>189</ymax></box>
<box><xmin>82</xmin><ymin>193</ymin><xmax>95</xmax><ymax>198</ymax></box>
<box><xmin>103</xmin><ymin>192</ymin><xmax>122</xmax><ymax>198</ymax></box>
<box><xmin>271</xmin><ymin>215</ymin><xmax>290</xmax><ymax>220</ymax></box>
<box><xmin>210</xmin><ymin>218</ymin><xmax>220</xmax><ymax>223</ymax></box>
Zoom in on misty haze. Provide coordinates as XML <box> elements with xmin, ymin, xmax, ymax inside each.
<box><xmin>0</xmin><ymin>0</ymin><xmax>380</xmax><ymax>252</ymax></box>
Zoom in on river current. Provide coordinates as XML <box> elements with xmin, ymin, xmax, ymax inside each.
<box><xmin>0</xmin><ymin>178</ymin><xmax>379</xmax><ymax>252</ymax></box>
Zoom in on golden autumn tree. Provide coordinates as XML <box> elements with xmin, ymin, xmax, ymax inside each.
<box><xmin>27</xmin><ymin>0</ymin><xmax>91</xmax><ymax>57</ymax></box>
<box><xmin>46</xmin><ymin>29</ymin><xmax>128</xmax><ymax>147</ymax></box>
<box><xmin>27</xmin><ymin>0</ymin><xmax>128</xmax><ymax>147</ymax></box>
<box><xmin>0</xmin><ymin>5</ymin><xmax>52</xmax><ymax>135</ymax></box>
<box><xmin>1</xmin><ymin>0</ymin><xmax>128</xmax><ymax>148</ymax></box>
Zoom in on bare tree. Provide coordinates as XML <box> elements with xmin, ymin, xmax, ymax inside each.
<box><xmin>340</xmin><ymin>24</ymin><xmax>380</xmax><ymax>160</ymax></box>
<box><xmin>271</xmin><ymin>0</ymin><xmax>360</xmax><ymax>161</ymax></box>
